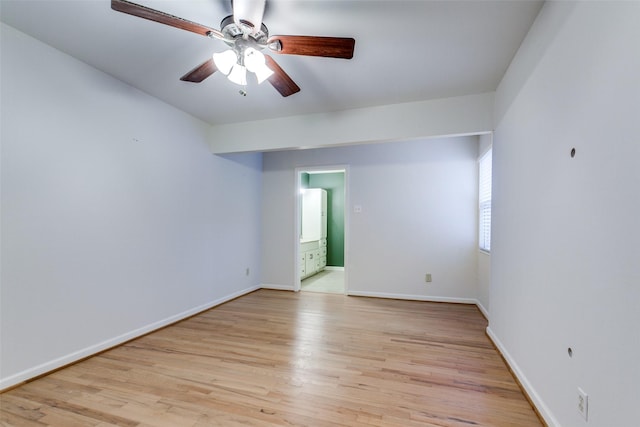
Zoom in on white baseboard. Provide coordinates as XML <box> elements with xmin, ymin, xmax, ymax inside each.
<box><xmin>346</xmin><ymin>290</ymin><xmax>477</xmax><ymax>305</ymax></box>
<box><xmin>0</xmin><ymin>285</ymin><xmax>260</xmax><ymax>391</ymax></box>
<box><xmin>260</xmin><ymin>283</ymin><xmax>295</xmax><ymax>291</ymax></box>
<box><xmin>258</xmin><ymin>287</ymin><xmax>481</xmax><ymax>312</ymax></box>
<box><xmin>485</xmin><ymin>327</ymin><xmax>559</xmax><ymax>427</ymax></box>
<box><xmin>257</xmin><ymin>287</ymin><xmax>487</xmax><ymax>322</ymax></box>
<box><xmin>476</xmin><ymin>300</ymin><xmax>489</xmax><ymax>320</ymax></box>
<box><xmin>324</xmin><ymin>266</ymin><xmax>345</xmax><ymax>271</ymax></box>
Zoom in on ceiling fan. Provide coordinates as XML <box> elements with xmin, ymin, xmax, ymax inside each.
<box><xmin>111</xmin><ymin>0</ymin><xmax>356</xmax><ymax>97</ymax></box>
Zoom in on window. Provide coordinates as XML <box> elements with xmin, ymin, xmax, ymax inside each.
<box><xmin>479</xmin><ymin>148</ymin><xmax>492</xmax><ymax>252</ymax></box>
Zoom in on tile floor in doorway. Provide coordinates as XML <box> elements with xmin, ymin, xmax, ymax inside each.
<box><xmin>301</xmin><ymin>269</ymin><xmax>344</xmax><ymax>294</ymax></box>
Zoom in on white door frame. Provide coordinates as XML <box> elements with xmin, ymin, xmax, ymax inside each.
<box><xmin>294</xmin><ymin>165</ymin><xmax>349</xmax><ymax>293</ymax></box>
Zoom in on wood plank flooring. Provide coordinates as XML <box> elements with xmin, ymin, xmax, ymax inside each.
<box><xmin>0</xmin><ymin>290</ymin><xmax>542</xmax><ymax>426</ymax></box>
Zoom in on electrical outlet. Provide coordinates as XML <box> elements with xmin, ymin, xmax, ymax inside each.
<box><xmin>425</xmin><ymin>273</ymin><xmax>432</xmax><ymax>283</ymax></box>
<box><xmin>577</xmin><ymin>387</ymin><xmax>588</xmax><ymax>421</ymax></box>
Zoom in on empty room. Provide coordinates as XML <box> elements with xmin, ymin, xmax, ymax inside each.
<box><xmin>1</xmin><ymin>1</ymin><xmax>639</xmax><ymax>426</ymax></box>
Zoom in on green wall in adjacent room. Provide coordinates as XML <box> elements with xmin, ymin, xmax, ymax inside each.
<box><xmin>308</xmin><ymin>172</ymin><xmax>345</xmax><ymax>267</ymax></box>
<box><xmin>301</xmin><ymin>172</ymin><xmax>310</xmax><ymax>189</ymax></box>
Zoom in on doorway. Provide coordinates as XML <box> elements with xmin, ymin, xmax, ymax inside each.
<box><xmin>295</xmin><ymin>166</ymin><xmax>348</xmax><ymax>294</ymax></box>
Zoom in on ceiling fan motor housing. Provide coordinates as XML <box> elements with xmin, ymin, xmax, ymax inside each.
<box><xmin>219</xmin><ymin>15</ymin><xmax>269</xmax><ymax>46</ymax></box>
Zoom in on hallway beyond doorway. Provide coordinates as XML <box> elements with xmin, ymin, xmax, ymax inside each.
<box><xmin>301</xmin><ymin>269</ymin><xmax>344</xmax><ymax>294</ymax></box>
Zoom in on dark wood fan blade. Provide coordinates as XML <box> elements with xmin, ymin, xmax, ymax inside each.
<box><xmin>267</xmin><ymin>35</ymin><xmax>355</xmax><ymax>59</ymax></box>
<box><xmin>180</xmin><ymin>59</ymin><xmax>218</xmax><ymax>83</ymax></box>
<box><xmin>264</xmin><ymin>55</ymin><xmax>300</xmax><ymax>97</ymax></box>
<box><xmin>111</xmin><ymin>0</ymin><xmax>218</xmax><ymax>37</ymax></box>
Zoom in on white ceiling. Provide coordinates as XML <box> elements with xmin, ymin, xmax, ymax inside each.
<box><xmin>0</xmin><ymin>0</ymin><xmax>543</xmax><ymax>126</ymax></box>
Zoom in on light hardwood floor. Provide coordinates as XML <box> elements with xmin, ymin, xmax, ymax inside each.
<box><xmin>0</xmin><ymin>290</ymin><xmax>542</xmax><ymax>426</ymax></box>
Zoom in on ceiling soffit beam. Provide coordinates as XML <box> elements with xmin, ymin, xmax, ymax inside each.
<box><xmin>208</xmin><ymin>92</ymin><xmax>495</xmax><ymax>154</ymax></box>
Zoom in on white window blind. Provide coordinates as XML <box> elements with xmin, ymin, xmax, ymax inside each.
<box><xmin>479</xmin><ymin>148</ymin><xmax>492</xmax><ymax>252</ymax></box>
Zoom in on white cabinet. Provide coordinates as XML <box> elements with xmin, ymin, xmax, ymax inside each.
<box><xmin>306</xmin><ymin>251</ymin><xmax>317</xmax><ymax>275</ymax></box>
<box><xmin>299</xmin><ymin>239</ymin><xmax>327</xmax><ymax>279</ymax></box>
<box><xmin>301</xmin><ymin>189</ymin><xmax>327</xmax><ymax>242</ymax></box>
<box><xmin>300</xmin><ymin>189</ymin><xmax>327</xmax><ymax>279</ymax></box>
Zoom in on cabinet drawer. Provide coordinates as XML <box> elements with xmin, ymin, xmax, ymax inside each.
<box><xmin>299</xmin><ymin>259</ymin><xmax>306</xmax><ymax>275</ymax></box>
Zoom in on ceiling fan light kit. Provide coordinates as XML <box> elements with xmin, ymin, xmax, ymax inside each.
<box><xmin>244</xmin><ymin>48</ymin><xmax>274</xmax><ymax>84</ymax></box>
<box><xmin>212</xmin><ymin>49</ymin><xmax>237</xmax><ymax>75</ymax></box>
<box><xmin>210</xmin><ymin>16</ymin><xmax>275</xmax><ymax>90</ymax></box>
<box><xmin>111</xmin><ymin>0</ymin><xmax>355</xmax><ymax>97</ymax></box>
<box><xmin>227</xmin><ymin>62</ymin><xmax>248</xmax><ymax>86</ymax></box>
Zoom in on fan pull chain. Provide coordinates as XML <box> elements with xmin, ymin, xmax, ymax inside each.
<box><xmin>239</xmin><ymin>85</ymin><xmax>248</xmax><ymax>96</ymax></box>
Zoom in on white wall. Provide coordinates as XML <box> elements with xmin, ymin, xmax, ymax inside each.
<box><xmin>476</xmin><ymin>133</ymin><xmax>492</xmax><ymax>316</ymax></box>
<box><xmin>490</xmin><ymin>2</ymin><xmax>640</xmax><ymax>426</ymax></box>
<box><xmin>262</xmin><ymin>136</ymin><xmax>479</xmax><ymax>303</ymax></box>
<box><xmin>0</xmin><ymin>23</ymin><xmax>262</xmax><ymax>389</ymax></box>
